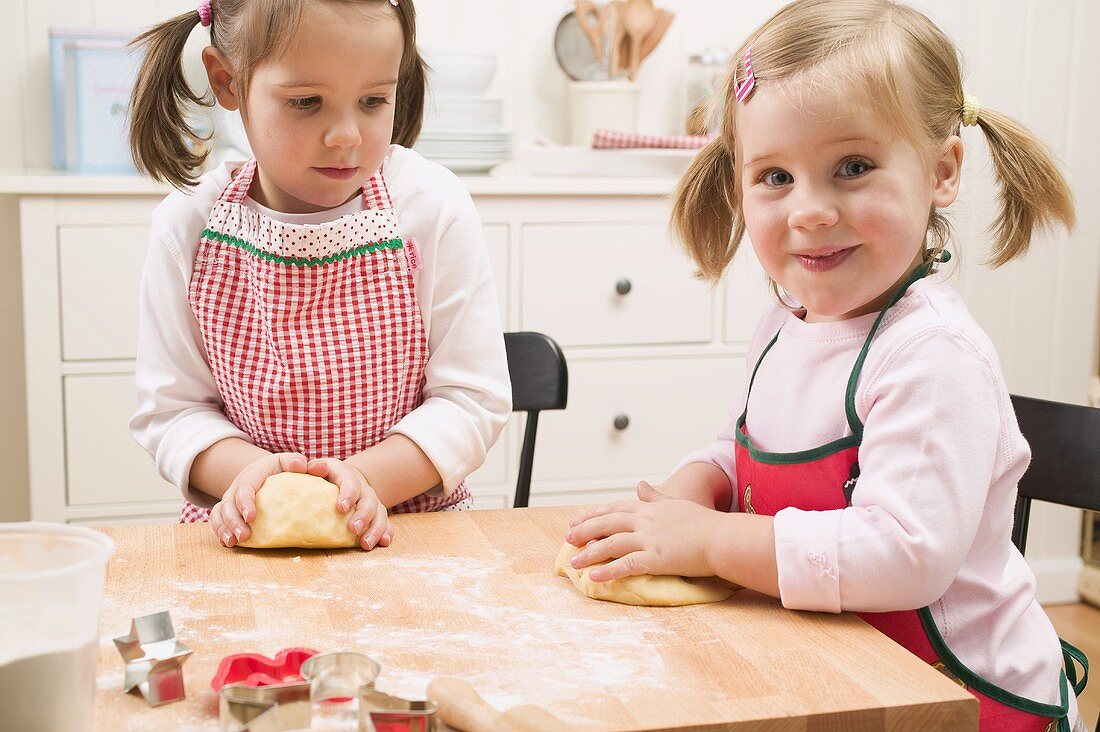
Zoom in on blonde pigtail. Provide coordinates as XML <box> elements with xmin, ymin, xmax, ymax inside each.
<box><xmin>971</xmin><ymin>107</ymin><xmax>1075</xmax><ymax>266</ymax></box>
<box><xmin>128</xmin><ymin>11</ymin><xmax>214</xmax><ymax>189</ymax></box>
<box><xmin>671</xmin><ymin>138</ymin><xmax>742</xmax><ymax>283</ymax></box>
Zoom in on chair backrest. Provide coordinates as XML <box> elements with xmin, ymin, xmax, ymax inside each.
<box><xmin>1010</xmin><ymin>394</ymin><xmax>1100</xmax><ymax>554</ymax></box>
<box><xmin>504</xmin><ymin>332</ymin><xmax>568</xmax><ymax>508</ymax></box>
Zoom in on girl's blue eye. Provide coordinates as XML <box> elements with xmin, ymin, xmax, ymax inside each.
<box><xmin>288</xmin><ymin>97</ymin><xmax>320</xmax><ymax>110</ymax></box>
<box><xmin>361</xmin><ymin>97</ymin><xmax>390</xmax><ymax>109</ymax></box>
<box><xmin>760</xmin><ymin>169</ymin><xmax>793</xmax><ymax>187</ymax></box>
<box><xmin>838</xmin><ymin>158</ymin><xmax>873</xmax><ymax>178</ymax></box>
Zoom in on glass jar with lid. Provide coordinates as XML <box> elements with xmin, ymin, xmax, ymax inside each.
<box><xmin>684</xmin><ymin>47</ymin><xmax>732</xmax><ymax>135</ymax></box>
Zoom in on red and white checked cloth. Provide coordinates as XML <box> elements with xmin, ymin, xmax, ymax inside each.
<box><xmin>591</xmin><ymin>128</ymin><xmax>715</xmax><ymax>150</ymax></box>
<box><xmin>182</xmin><ymin>159</ymin><xmax>469</xmax><ymax>525</ymax></box>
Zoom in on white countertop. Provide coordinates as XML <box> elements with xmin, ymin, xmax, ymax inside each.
<box><xmin>0</xmin><ymin>168</ymin><xmax>678</xmax><ymax>197</ymax></box>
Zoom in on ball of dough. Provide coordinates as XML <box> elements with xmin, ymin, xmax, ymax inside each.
<box><xmin>554</xmin><ymin>542</ymin><xmax>737</xmax><ymax>606</ymax></box>
<box><xmin>237</xmin><ymin>473</ymin><xmax>358</xmax><ymax>549</ymax></box>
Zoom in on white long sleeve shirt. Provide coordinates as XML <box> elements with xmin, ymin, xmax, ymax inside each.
<box><xmin>681</xmin><ymin>274</ymin><xmax>1082</xmax><ymax>722</ymax></box>
<box><xmin>130</xmin><ymin>146</ymin><xmax>511</xmax><ymax>508</ymax></box>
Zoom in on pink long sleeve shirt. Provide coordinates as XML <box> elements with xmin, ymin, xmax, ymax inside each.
<box><xmin>681</xmin><ymin>274</ymin><xmax>1082</xmax><ymax>722</ymax></box>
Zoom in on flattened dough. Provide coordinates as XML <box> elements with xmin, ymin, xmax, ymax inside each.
<box><xmin>554</xmin><ymin>542</ymin><xmax>737</xmax><ymax>606</ymax></box>
<box><xmin>238</xmin><ymin>473</ymin><xmax>358</xmax><ymax>549</ymax></box>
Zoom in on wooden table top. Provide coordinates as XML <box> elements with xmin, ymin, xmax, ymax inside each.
<box><xmin>93</xmin><ymin>506</ymin><xmax>976</xmax><ymax>730</ymax></box>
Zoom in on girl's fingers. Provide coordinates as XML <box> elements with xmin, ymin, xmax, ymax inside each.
<box><xmin>331</xmin><ymin>467</ymin><xmax>363</xmax><ymax>514</ymax></box>
<box><xmin>213</xmin><ymin>501</ymin><xmax>243</xmax><ymax>547</ymax></box>
<box><xmin>220</xmin><ymin>490</ymin><xmax>249</xmax><ymax>544</ymax></box>
<box><xmin>587</xmin><ymin>550</ymin><xmax>651</xmax><ymax>583</ymax></box>
<box><xmin>570</xmin><ymin>531</ymin><xmax>640</xmax><ymax>570</ymax></box>
<box><xmin>567</xmin><ymin>511</ymin><xmax>634</xmax><ymax>547</ymax></box>
<box><xmin>636</xmin><ymin>481</ymin><xmax>667</xmax><ymax>502</ymax></box>
<box><xmin>234</xmin><ymin>483</ymin><xmax>257</xmax><ymax>524</ymax></box>
<box><xmin>210</xmin><ymin>505</ymin><xmax>235</xmax><ymax>547</ymax></box>
<box><xmin>361</xmin><ymin>506</ymin><xmax>389</xmax><ymax>551</ymax></box>
<box><xmin>305</xmin><ymin>458</ymin><xmax>332</xmax><ymax>478</ymax></box>
<box><xmin>568</xmin><ymin>500</ymin><xmax>638</xmax><ymax>528</ymax></box>
<box><xmin>279</xmin><ymin>453</ymin><xmax>309</xmax><ymax>472</ymax></box>
<box><xmin>379</xmin><ymin>526</ymin><xmax>395</xmax><ymax>547</ymax></box>
<box><xmin>346</xmin><ymin>493</ymin><xmax>378</xmax><ymax>537</ymax></box>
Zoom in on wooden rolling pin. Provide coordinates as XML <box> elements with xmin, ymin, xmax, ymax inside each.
<box><xmin>426</xmin><ymin>677</ymin><xmax>571</xmax><ymax>732</ymax></box>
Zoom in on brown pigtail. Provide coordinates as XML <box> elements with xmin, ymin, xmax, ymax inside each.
<box><xmin>671</xmin><ymin>138</ymin><xmax>742</xmax><ymax>283</ymax></box>
<box><xmin>128</xmin><ymin>12</ymin><xmax>214</xmax><ymax>189</ymax></box>
<box><xmin>971</xmin><ymin>108</ymin><xmax>1075</xmax><ymax>266</ymax></box>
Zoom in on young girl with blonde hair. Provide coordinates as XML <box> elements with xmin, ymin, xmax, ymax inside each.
<box><xmin>128</xmin><ymin>0</ymin><xmax>510</xmax><ymax>550</ymax></box>
<box><xmin>567</xmin><ymin>1</ymin><xmax>1088</xmax><ymax>729</ymax></box>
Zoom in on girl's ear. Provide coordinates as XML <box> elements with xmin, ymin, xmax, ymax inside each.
<box><xmin>932</xmin><ymin>135</ymin><xmax>964</xmax><ymax>208</ymax></box>
<box><xmin>202</xmin><ymin>46</ymin><xmax>241</xmax><ymax>111</ymax></box>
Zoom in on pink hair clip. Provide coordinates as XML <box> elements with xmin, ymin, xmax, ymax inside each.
<box><xmin>197</xmin><ymin>0</ymin><xmax>212</xmax><ymax>27</ymax></box>
<box><xmin>389</xmin><ymin>0</ymin><xmax>398</xmax><ymax>5</ymax></box>
<box><xmin>734</xmin><ymin>46</ymin><xmax>755</xmax><ymax>103</ymax></box>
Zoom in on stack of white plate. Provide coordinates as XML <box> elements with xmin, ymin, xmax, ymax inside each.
<box><xmin>416</xmin><ymin>48</ymin><xmax>511</xmax><ymax>173</ymax></box>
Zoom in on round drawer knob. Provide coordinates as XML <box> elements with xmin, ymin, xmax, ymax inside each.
<box><xmin>613</xmin><ymin>414</ymin><xmax>630</xmax><ymax>431</ymax></box>
<box><xmin>615</xmin><ymin>278</ymin><xmax>633</xmax><ymax>296</ymax></box>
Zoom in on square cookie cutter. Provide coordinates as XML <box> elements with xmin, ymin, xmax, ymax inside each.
<box><xmin>219</xmin><ymin>651</ymin><xmax>438</xmax><ymax>732</ymax></box>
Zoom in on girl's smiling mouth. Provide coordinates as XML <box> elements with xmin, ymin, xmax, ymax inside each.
<box><xmin>794</xmin><ymin>246</ymin><xmax>858</xmax><ymax>272</ymax></box>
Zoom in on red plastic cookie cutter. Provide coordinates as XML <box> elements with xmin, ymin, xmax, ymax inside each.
<box><xmin>211</xmin><ymin>647</ymin><xmax>320</xmax><ymax>691</ymax></box>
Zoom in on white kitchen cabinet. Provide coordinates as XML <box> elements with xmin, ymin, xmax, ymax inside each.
<box><xmin>10</xmin><ymin>173</ymin><xmax>759</xmax><ymax>524</ymax></box>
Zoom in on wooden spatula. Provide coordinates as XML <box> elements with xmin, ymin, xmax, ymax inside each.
<box><xmin>427</xmin><ymin>677</ymin><xmax>570</xmax><ymax>732</ymax></box>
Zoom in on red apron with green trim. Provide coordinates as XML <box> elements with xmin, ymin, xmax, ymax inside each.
<box><xmin>734</xmin><ymin>262</ymin><xmax>1083</xmax><ymax>731</ymax></box>
<box><xmin>180</xmin><ymin>159</ymin><xmax>470</xmax><ymax>522</ymax></box>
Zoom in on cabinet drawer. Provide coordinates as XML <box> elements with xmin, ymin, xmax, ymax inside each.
<box><xmin>532</xmin><ymin>356</ymin><xmax>744</xmax><ymax>483</ymax></box>
<box><xmin>520</xmin><ymin>224</ymin><xmax>712</xmax><ymax>346</ymax></box>
<box><xmin>59</xmin><ymin>225</ymin><xmax>147</xmax><ymax>361</ymax></box>
<box><xmin>64</xmin><ymin>374</ymin><xmax>177</xmax><ymax>507</ymax></box>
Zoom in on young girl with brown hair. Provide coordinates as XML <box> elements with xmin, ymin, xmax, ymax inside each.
<box><xmin>128</xmin><ymin>0</ymin><xmax>510</xmax><ymax>551</ymax></box>
<box><xmin>567</xmin><ymin>1</ymin><xmax>1088</xmax><ymax>729</ymax></box>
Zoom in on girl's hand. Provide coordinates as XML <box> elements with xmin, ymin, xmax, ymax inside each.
<box><xmin>211</xmin><ymin>452</ymin><xmax>308</xmax><ymax>547</ymax></box>
<box><xmin>306</xmin><ymin>458</ymin><xmax>393</xmax><ymax>551</ymax></box>
<box><xmin>565</xmin><ymin>481</ymin><xmax>721</xmax><ymax>582</ymax></box>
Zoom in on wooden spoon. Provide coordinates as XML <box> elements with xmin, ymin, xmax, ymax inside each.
<box><xmin>427</xmin><ymin>676</ymin><xmax>571</xmax><ymax>732</ymax></box>
<box><xmin>574</xmin><ymin>0</ymin><xmax>604</xmax><ymax>61</ymax></box>
<box><xmin>604</xmin><ymin>1</ymin><xmax>625</xmax><ymax>77</ymax></box>
<box><xmin>619</xmin><ymin>0</ymin><xmax>657</xmax><ymax>81</ymax></box>
<box><xmin>638</xmin><ymin>8</ymin><xmax>675</xmax><ymax>64</ymax></box>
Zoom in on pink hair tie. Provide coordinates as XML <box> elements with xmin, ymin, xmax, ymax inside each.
<box><xmin>197</xmin><ymin>0</ymin><xmax>213</xmax><ymax>27</ymax></box>
<box><xmin>734</xmin><ymin>46</ymin><xmax>755</xmax><ymax>103</ymax></box>
<box><xmin>390</xmin><ymin>0</ymin><xmax>398</xmax><ymax>5</ymax></box>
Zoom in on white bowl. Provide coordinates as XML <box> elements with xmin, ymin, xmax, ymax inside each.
<box><xmin>421</xmin><ymin>47</ymin><xmax>496</xmax><ymax>97</ymax></box>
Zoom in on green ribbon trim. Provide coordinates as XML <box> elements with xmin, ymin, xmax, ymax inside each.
<box><xmin>201</xmin><ymin>227</ymin><xmax>403</xmax><ymax>268</ymax></box>
<box><xmin>917</xmin><ymin>606</ymin><xmax>1074</xmax><ymax>722</ymax></box>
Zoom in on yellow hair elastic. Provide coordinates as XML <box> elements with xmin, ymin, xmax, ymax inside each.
<box><xmin>961</xmin><ymin>96</ymin><xmax>981</xmax><ymax>127</ymax></box>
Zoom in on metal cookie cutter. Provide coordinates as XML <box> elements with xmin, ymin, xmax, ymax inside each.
<box><xmin>113</xmin><ymin>610</ymin><xmax>193</xmax><ymax>706</ymax></box>
<box><xmin>360</xmin><ymin>687</ymin><xmax>439</xmax><ymax>732</ymax></box>
<box><xmin>219</xmin><ymin>681</ymin><xmax>311</xmax><ymax>732</ymax></box>
<box><xmin>219</xmin><ymin>651</ymin><xmax>438</xmax><ymax>732</ymax></box>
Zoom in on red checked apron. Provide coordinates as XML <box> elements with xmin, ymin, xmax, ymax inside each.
<box><xmin>180</xmin><ymin>159</ymin><xmax>470</xmax><ymax>523</ymax></box>
<box><xmin>734</xmin><ymin>261</ymin><xmax>1086</xmax><ymax>732</ymax></box>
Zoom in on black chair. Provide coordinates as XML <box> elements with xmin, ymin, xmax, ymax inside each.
<box><xmin>1010</xmin><ymin>394</ymin><xmax>1100</xmax><ymax>555</ymax></box>
<box><xmin>504</xmin><ymin>332</ymin><xmax>568</xmax><ymax>508</ymax></box>
<box><xmin>1011</xmin><ymin>395</ymin><xmax>1098</xmax><ymax>727</ymax></box>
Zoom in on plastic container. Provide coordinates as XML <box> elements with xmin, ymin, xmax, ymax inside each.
<box><xmin>568</xmin><ymin>80</ymin><xmax>640</xmax><ymax>146</ymax></box>
<box><xmin>0</xmin><ymin>522</ymin><xmax>116</xmax><ymax>732</ymax></box>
